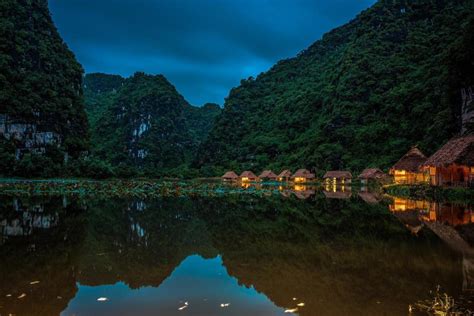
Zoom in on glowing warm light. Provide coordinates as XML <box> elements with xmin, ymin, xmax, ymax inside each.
<box><xmin>285</xmin><ymin>308</ymin><xmax>298</xmax><ymax>313</ymax></box>
<box><xmin>390</xmin><ymin>198</ymin><xmax>407</xmax><ymax>211</ymax></box>
<box><xmin>294</xmin><ymin>185</ymin><xmax>306</xmax><ymax>191</ymax></box>
<box><xmin>241</xmin><ymin>183</ymin><xmax>251</xmax><ymax>189</ymax></box>
<box><xmin>241</xmin><ymin>177</ymin><xmax>249</xmax><ymax>182</ymax></box>
<box><xmin>294</xmin><ymin>177</ymin><xmax>305</xmax><ymax>183</ymax></box>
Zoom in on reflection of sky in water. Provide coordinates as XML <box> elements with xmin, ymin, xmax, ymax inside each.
<box><xmin>62</xmin><ymin>255</ymin><xmax>295</xmax><ymax>316</ymax></box>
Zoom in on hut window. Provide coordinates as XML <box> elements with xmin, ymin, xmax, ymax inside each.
<box><xmin>294</xmin><ymin>177</ymin><xmax>305</xmax><ymax>183</ymax></box>
<box><xmin>241</xmin><ymin>177</ymin><xmax>249</xmax><ymax>182</ymax></box>
<box><xmin>470</xmin><ymin>167</ymin><xmax>474</xmax><ymax>174</ymax></box>
<box><xmin>429</xmin><ymin>167</ymin><xmax>436</xmax><ymax>176</ymax></box>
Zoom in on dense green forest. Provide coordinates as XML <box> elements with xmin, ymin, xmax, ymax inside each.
<box><xmin>0</xmin><ymin>0</ymin><xmax>88</xmax><ymax>176</ymax></box>
<box><xmin>196</xmin><ymin>0</ymin><xmax>474</xmax><ymax>176</ymax></box>
<box><xmin>83</xmin><ymin>72</ymin><xmax>221</xmax><ymax>177</ymax></box>
<box><xmin>1</xmin><ymin>0</ymin><xmax>473</xmax><ymax>179</ymax></box>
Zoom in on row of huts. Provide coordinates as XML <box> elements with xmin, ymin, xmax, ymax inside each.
<box><xmin>222</xmin><ymin>135</ymin><xmax>474</xmax><ymax>187</ymax></box>
<box><xmin>222</xmin><ymin>168</ymin><xmax>374</xmax><ymax>184</ymax></box>
<box><xmin>222</xmin><ymin>169</ymin><xmax>316</xmax><ymax>183</ymax></box>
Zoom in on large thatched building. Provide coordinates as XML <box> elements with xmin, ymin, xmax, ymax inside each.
<box><xmin>389</xmin><ymin>147</ymin><xmax>427</xmax><ymax>184</ymax></box>
<box><xmin>422</xmin><ymin>135</ymin><xmax>474</xmax><ymax>186</ymax></box>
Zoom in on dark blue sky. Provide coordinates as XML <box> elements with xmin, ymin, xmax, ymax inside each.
<box><xmin>49</xmin><ymin>0</ymin><xmax>376</xmax><ymax>106</ymax></box>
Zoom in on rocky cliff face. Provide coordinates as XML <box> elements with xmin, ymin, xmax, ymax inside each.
<box><xmin>0</xmin><ymin>114</ymin><xmax>62</xmax><ymax>159</ymax></box>
<box><xmin>0</xmin><ymin>0</ymin><xmax>88</xmax><ymax>163</ymax></box>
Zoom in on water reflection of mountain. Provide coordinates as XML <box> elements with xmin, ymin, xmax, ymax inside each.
<box><xmin>0</xmin><ymin>196</ymin><xmax>87</xmax><ymax>316</ymax></box>
<box><xmin>0</xmin><ymin>194</ymin><xmax>467</xmax><ymax>315</ymax></box>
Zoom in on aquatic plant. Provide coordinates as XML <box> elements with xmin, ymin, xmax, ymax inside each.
<box><xmin>410</xmin><ymin>286</ymin><xmax>469</xmax><ymax>316</ymax></box>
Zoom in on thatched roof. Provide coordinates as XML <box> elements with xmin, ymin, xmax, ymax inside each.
<box><xmin>259</xmin><ymin>170</ymin><xmax>278</xmax><ymax>179</ymax></box>
<box><xmin>278</xmin><ymin>170</ymin><xmax>292</xmax><ymax>178</ymax></box>
<box><xmin>323</xmin><ymin>171</ymin><xmax>352</xmax><ymax>179</ymax></box>
<box><xmin>239</xmin><ymin>171</ymin><xmax>258</xmax><ymax>179</ymax></box>
<box><xmin>423</xmin><ymin>135</ymin><xmax>474</xmax><ymax>167</ymax></box>
<box><xmin>323</xmin><ymin>190</ymin><xmax>352</xmax><ymax>199</ymax></box>
<box><xmin>222</xmin><ymin>171</ymin><xmax>238</xmax><ymax>179</ymax></box>
<box><xmin>291</xmin><ymin>169</ymin><xmax>315</xmax><ymax>179</ymax></box>
<box><xmin>391</xmin><ymin>147</ymin><xmax>427</xmax><ymax>172</ymax></box>
<box><xmin>293</xmin><ymin>190</ymin><xmax>315</xmax><ymax>200</ymax></box>
<box><xmin>358</xmin><ymin>192</ymin><xmax>382</xmax><ymax>204</ymax></box>
<box><xmin>358</xmin><ymin>168</ymin><xmax>387</xmax><ymax>179</ymax></box>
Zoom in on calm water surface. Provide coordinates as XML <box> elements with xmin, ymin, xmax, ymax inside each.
<box><xmin>0</xmin><ymin>188</ymin><xmax>473</xmax><ymax>315</ymax></box>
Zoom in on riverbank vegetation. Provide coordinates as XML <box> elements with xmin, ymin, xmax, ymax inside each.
<box><xmin>384</xmin><ymin>184</ymin><xmax>474</xmax><ymax>203</ymax></box>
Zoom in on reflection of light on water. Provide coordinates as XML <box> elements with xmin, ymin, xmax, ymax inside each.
<box><xmin>241</xmin><ymin>183</ymin><xmax>251</xmax><ymax>189</ymax></box>
<box><xmin>294</xmin><ymin>185</ymin><xmax>306</xmax><ymax>192</ymax></box>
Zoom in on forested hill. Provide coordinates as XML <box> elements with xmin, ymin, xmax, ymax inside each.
<box><xmin>196</xmin><ymin>0</ymin><xmax>474</xmax><ymax>176</ymax></box>
<box><xmin>0</xmin><ymin>0</ymin><xmax>88</xmax><ymax>175</ymax></box>
<box><xmin>84</xmin><ymin>72</ymin><xmax>221</xmax><ymax>177</ymax></box>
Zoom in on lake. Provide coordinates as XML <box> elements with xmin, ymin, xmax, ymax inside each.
<box><xmin>0</xmin><ymin>185</ymin><xmax>473</xmax><ymax>315</ymax></box>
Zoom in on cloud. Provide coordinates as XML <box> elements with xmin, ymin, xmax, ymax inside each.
<box><xmin>49</xmin><ymin>0</ymin><xmax>375</xmax><ymax>105</ymax></box>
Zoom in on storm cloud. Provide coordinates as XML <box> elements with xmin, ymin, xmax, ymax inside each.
<box><xmin>49</xmin><ymin>0</ymin><xmax>376</xmax><ymax>106</ymax></box>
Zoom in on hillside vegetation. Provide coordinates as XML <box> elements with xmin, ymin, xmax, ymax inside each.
<box><xmin>196</xmin><ymin>0</ymin><xmax>474</xmax><ymax>176</ymax></box>
<box><xmin>84</xmin><ymin>72</ymin><xmax>221</xmax><ymax>177</ymax></box>
<box><xmin>0</xmin><ymin>0</ymin><xmax>88</xmax><ymax>176</ymax></box>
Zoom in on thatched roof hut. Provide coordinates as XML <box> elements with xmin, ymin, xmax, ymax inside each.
<box><xmin>293</xmin><ymin>190</ymin><xmax>315</xmax><ymax>200</ymax></box>
<box><xmin>259</xmin><ymin>170</ymin><xmax>278</xmax><ymax>180</ymax></box>
<box><xmin>278</xmin><ymin>170</ymin><xmax>292</xmax><ymax>178</ymax></box>
<box><xmin>358</xmin><ymin>168</ymin><xmax>388</xmax><ymax>182</ymax></box>
<box><xmin>391</xmin><ymin>147</ymin><xmax>427</xmax><ymax>173</ymax></box>
<box><xmin>423</xmin><ymin>135</ymin><xmax>474</xmax><ymax>167</ymax></box>
<box><xmin>277</xmin><ymin>170</ymin><xmax>292</xmax><ymax>182</ymax></box>
<box><xmin>291</xmin><ymin>169</ymin><xmax>315</xmax><ymax>182</ymax></box>
<box><xmin>239</xmin><ymin>171</ymin><xmax>258</xmax><ymax>181</ymax></box>
<box><xmin>422</xmin><ymin>135</ymin><xmax>474</xmax><ymax>186</ymax></box>
<box><xmin>358</xmin><ymin>192</ymin><xmax>382</xmax><ymax>204</ymax></box>
<box><xmin>222</xmin><ymin>171</ymin><xmax>238</xmax><ymax>180</ymax></box>
<box><xmin>323</xmin><ymin>190</ymin><xmax>352</xmax><ymax>199</ymax></box>
<box><xmin>323</xmin><ymin>171</ymin><xmax>352</xmax><ymax>179</ymax></box>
